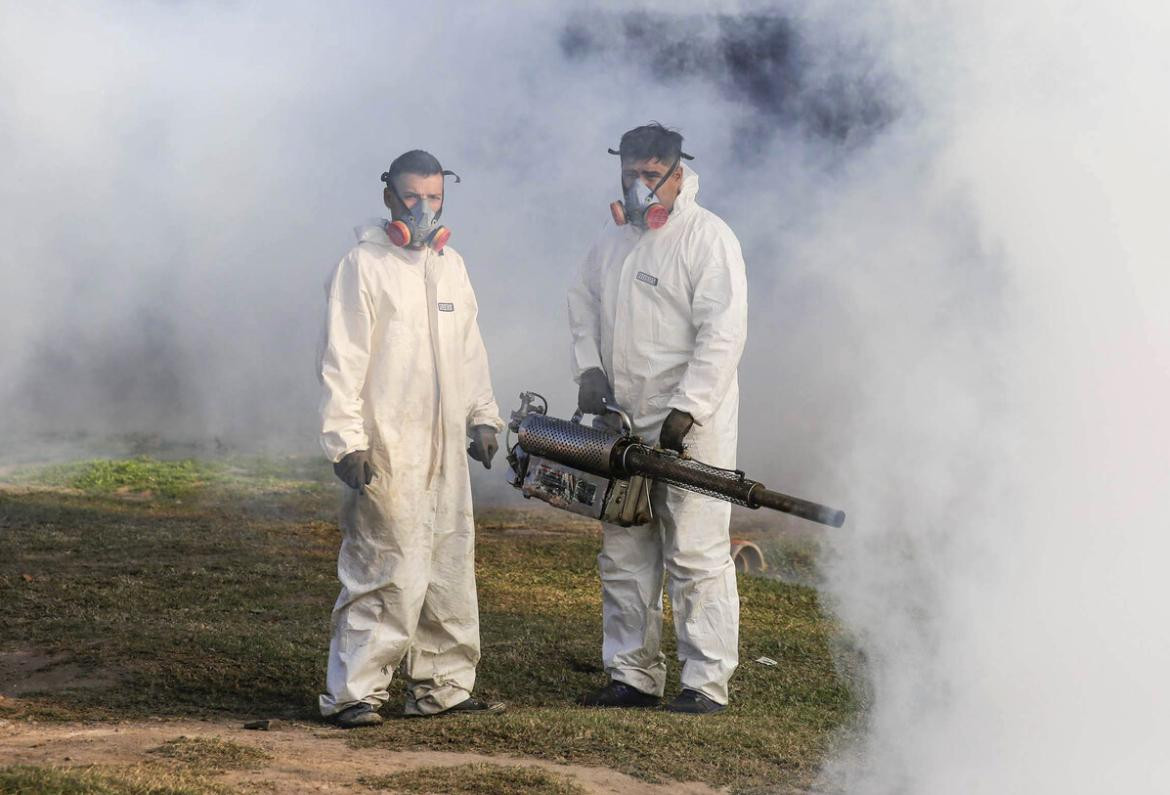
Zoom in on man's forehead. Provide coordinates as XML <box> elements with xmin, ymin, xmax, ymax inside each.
<box><xmin>621</xmin><ymin>157</ymin><xmax>670</xmax><ymax>171</ymax></box>
<box><xmin>395</xmin><ymin>172</ymin><xmax>445</xmax><ymax>192</ymax></box>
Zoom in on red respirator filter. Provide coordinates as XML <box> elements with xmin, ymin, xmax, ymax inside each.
<box><xmin>644</xmin><ymin>203</ymin><xmax>669</xmax><ymax>230</ymax></box>
<box><xmin>386</xmin><ymin>220</ymin><xmax>411</xmax><ymax>247</ymax></box>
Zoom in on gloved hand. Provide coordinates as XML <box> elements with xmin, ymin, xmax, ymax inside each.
<box><xmin>659</xmin><ymin>409</ymin><xmax>694</xmax><ymax>455</ymax></box>
<box><xmin>334</xmin><ymin>450</ymin><xmax>376</xmax><ymax>493</ymax></box>
<box><xmin>577</xmin><ymin>368</ymin><xmax>615</xmax><ymax>415</ymax></box>
<box><xmin>467</xmin><ymin>425</ymin><xmax>499</xmax><ymax>469</ymax></box>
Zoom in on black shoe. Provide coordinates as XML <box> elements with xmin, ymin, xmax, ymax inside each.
<box><xmin>578</xmin><ymin>680</ymin><xmax>661</xmax><ymax>708</ymax></box>
<box><xmin>665</xmin><ymin>689</ymin><xmax>726</xmax><ymax>714</ymax></box>
<box><xmin>330</xmin><ymin>702</ymin><xmax>384</xmax><ymax>728</ymax></box>
<box><xmin>438</xmin><ymin>697</ymin><xmax>506</xmax><ymax>716</ymax></box>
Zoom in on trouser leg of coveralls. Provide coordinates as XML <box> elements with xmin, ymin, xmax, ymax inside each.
<box><xmin>598</xmin><ymin>521</ymin><xmax>668</xmax><ymax>697</ymax></box>
<box><xmin>319</xmin><ymin>474</ymin><xmax>434</xmax><ymax>717</ymax></box>
<box><xmin>403</xmin><ymin>490</ymin><xmax>481</xmax><ymax>716</ymax></box>
<box><xmin>660</xmin><ymin>482</ymin><xmax>739</xmax><ymax>705</ymax></box>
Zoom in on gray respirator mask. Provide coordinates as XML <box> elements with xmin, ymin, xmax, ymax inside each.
<box><xmin>406</xmin><ymin>199</ymin><xmax>440</xmax><ymax>238</ymax></box>
<box><xmin>607</xmin><ymin>148</ymin><xmax>692</xmax><ymax>230</ymax></box>
<box><xmin>379</xmin><ymin>169</ymin><xmax>461</xmax><ymax>252</ymax></box>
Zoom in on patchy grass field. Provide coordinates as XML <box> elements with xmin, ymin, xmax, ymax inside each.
<box><xmin>0</xmin><ymin>456</ymin><xmax>859</xmax><ymax>793</ymax></box>
<box><xmin>148</xmin><ymin>737</ymin><xmax>272</xmax><ymax>770</ymax></box>
<box><xmin>359</xmin><ymin>763</ymin><xmax>587</xmax><ymax>795</ymax></box>
<box><xmin>0</xmin><ymin>762</ymin><xmax>230</xmax><ymax>795</ymax></box>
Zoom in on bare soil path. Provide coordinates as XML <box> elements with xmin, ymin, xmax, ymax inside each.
<box><xmin>0</xmin><ymin>714</ymin><xmax>724</xmax><ymax>794</ymax></box>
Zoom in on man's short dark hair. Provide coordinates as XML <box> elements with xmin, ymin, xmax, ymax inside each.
<box><xmin>382</xmin><ymin>149</ymin><xmax>443</xmax><ymax>186</ymax></box>
<box><xmin>617</xmin><ymin>123</ymin><xmax>684</xmax><ymax>164</ymax></box>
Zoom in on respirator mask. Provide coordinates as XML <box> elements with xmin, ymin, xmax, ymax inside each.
<box><xmin>379</xmin><ymin>168</ymin><xmax>461</xmax><ymax>253</ymax></box>
<box><xmin>607</xmin><ymin>148</ymin><xmax>692</xmax><ymax>230</ymax></box>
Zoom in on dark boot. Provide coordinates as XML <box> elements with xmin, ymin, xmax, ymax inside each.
<box><xmin>665</xmin><ymin>689</ymin><xmax>726</xmax><ymax>715</ymax></box>
<box><xmin>438</xmin><ymin>697</ymin><xmax>507</xmax><ymax>716</ymax></box>
<box><xmin>406</xmin><ymin>696</ymin><xmax>507</xmax><ymax>718</ymax></box>
<box><xmin>579</xmin><ymin>680</ymin><xmax>661</xmax><ymax>708</ymax></box>
<box><xmin>330</xmin><ymin>702</ymin><xmax>384</xmax><ymax>728</ymax></box>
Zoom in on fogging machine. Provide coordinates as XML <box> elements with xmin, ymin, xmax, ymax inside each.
<box><xmin>505</xmin><ymin>392</ymin><xmax>846</xmax><ymax>528</ymax></box>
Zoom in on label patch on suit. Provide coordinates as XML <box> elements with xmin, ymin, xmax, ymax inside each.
<box><xmin>635</xmin><ymin>271</ymin><xmax>659</xmax><ymax>286</ymax></box>
<box><xmin>437</xmin><ymin>302</ymin><xmax>455</xmax><ymax>312</ymax></box>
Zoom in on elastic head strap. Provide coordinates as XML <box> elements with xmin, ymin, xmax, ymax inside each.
<box><xmin>380</xmin><ymin>168</ymin><xmax>463</xmax><ymax>190</ymax></box>
<box><xmin>610</xmin><ymin>148</ymin><xmax>692</xmax><ymax>194</ymax></box>
<box><xmin>381</xmin><ymin>173</ymin><xmax>408</xmax><ymax>217</ymax></box>
<box><xmin>652</xmin><ymin>154</ymin><xmax>684</xmax><ymax>195</ymax></box>
<box><xmin>380</xmin><ymin>168</ymin><xmax>461</xmax><ymax>222</ymax></box>
<box><xmin>608</xmin><ymin>147</ymin><xmax>695</xmax><ymax>160</ymax></box>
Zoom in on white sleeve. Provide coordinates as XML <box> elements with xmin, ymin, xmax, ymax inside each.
<box><xmin>566</xmin><ymin>241</ymin><xmax>605</xmax><ymax>381</ymax></box>
<box><xmin>318</xmin><ymin>250</ymin><xmax>375</xmax><ymax>462</ymax></box>
<box><xmin>460</xmin><ymin>263</ymin><xmax>504</xmax><ymax>433</ymax></box>
<box><xmin>670</xmin><ymin>228</ymin><xmax>748</xmax><ymax>425</ymax></box>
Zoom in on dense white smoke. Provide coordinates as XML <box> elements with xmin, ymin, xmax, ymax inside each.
<box><xmin>815</xmin><ymin>2</ymin><xmax>1170</xmax><ymax>793</ymax></box>
<box><xmin>0</xmin><ymin>1</ymin><xmax>887</xmax><ymax>477</ymax></box>
<box><xmin>2</xmin><ymin>1</ymin><xmax>1168</xmax><ymax>792</ymax></box>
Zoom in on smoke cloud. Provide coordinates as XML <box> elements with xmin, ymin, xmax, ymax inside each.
<box><xmin>812</xmin><ymin>3</ymin><xmax>1170</xmax><ymax>792</ymax></box>
<box><xmin>2</xmin><ymin>1</ymin><xmax>1168</xmax><ymax>792</ymax></box>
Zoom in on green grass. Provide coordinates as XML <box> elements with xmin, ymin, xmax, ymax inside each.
<box><xmin>359</xmin><ymin>763</ymin><xmax>586</xmax><ymax>794</ymax></box>
<box><xmin>755</xmin><ymin>532</ymin><xmax>824</xmax><ymax>587</ymax></box>
<box><xmin>0</xmin><ymin>764</ymin><xmax>224</xmax><ymax>795</ymax></box>
<box><xmin>10</xmin><ymin>454</ymin><xmax>334</xmax><ymax>501</ymax></box>
<box><xmin>13</xmin><ymin>457</ymin><xmax>223</xmax><ymax>499</ymax></box>
<box><xmin>0</xmin><ymin>457</ymin><xmax>860</xmax><ymax>792</ymax></box>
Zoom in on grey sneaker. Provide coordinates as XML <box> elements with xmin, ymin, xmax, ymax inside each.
<box><xmin>331</xmin><ymin>702</ymin><xmax>384</xmax><ymax>728</ymax></box>
<box><xmin>438</xmin><ymin>697</ymin><xmax>507</xmax><ymax>716</ymax></box>
<box><xmin>665</xmin><ymin>689</ymin><xmax>726</xmax><ymax>715</ymax></box>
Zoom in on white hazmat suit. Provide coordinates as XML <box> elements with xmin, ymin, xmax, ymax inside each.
<box><xmin>318</xmin><ymin>221</ymin><xmax>503</xmax><ymax>717</ymax></box>
<box><xmin>567</xmin><ymin>165</ymin><xmax>747</xmax><ymax>704</ymax></box>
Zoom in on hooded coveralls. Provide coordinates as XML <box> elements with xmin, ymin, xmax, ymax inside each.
<box><xmin>318</xmin><ymin>221</ymin><xmax>503</xmax><ymax>716</ymax></box>
<box><xmin>567</xmin><ymin>166</ymin><xmax>748</xmax><ymax>704</ymax></box>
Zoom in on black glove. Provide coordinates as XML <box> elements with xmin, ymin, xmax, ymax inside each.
<box><xmin>467</xmin><ymin>425</ymin><xmax>499</xmax><ymax>469</ymax></box>
<box><xmin>659</xmin><ymin>409</ymin><xmax>694</xmax><ymax>454</ymax></box>
<box><xmin>334</xmin><ymin>450</ymin><xmax>376</xmax><ymax>493</ymax></box>
<box><xmin>577</xmin><ymin>368</ymin><xmax>615</xmax><ymax>415</ymax></box>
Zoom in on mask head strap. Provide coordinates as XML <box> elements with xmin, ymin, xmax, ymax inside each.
<box><xmin>380</xmin><ymin>171</ymin><xmax>407</xmax><ymax>214</ymax></box>
<box><xmin>380</xmin><ymin>168</ymin><xmax>461</xmax><ymax>221</ymax></box>
<box><xmin>608</xmin><ymin>147</ymin><xmax>694</xmax><ymax>160</ymax></box>
<box><xmin>609</xmin><ymin>148</ymin><xmax>693</xmax><ymax>195</ymax></box>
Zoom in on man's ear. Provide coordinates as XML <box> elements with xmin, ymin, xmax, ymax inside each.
<box><xmin>383</xmin><ymin>187</ymin><xmax>396</xmax><ymax>212</ymax></box>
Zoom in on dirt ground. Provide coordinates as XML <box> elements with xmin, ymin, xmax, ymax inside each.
<box><xmin>1</xmin><ymin>480</ymin><xmax>846</xmax><ymax>793</ymax></box>
<box><xmin>0</xmin><ymin>709</ymin><xmax>725</xmax><ymax>794</ymax></box>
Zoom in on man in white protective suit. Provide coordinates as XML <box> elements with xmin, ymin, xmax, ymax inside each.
<box><xmin>567</xmin><ymin>124</ymin><xmax>748</xmax><ymax>715</ymax></box>
<box><xmin>318</xmin><ymin>149</ymin><xmax>506</xmax><ymax>728</ymax></box>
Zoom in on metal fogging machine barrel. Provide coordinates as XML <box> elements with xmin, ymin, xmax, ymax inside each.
<box><xmin>504</xmin><ymin>392</ymin><xmax>846</xmax><ymax>529</ymax></box>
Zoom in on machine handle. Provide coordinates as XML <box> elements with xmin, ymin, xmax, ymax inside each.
<box><xmin>571</xmin><ymin>399</ymin><xmax>633</xmax><ymax>436</ymax></box>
